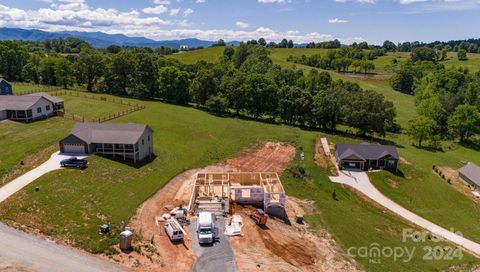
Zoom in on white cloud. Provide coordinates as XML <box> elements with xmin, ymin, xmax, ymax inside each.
<box><xmin>183</xmin><ymin>8</ymin><xmax>193</xmax><ymax>16</ymax></box>
<box><xmin>235</xmin><ymin>21</ymin><xmax>249</xmax><ymax>29</ymax></box>
<box><xmin>328</xmin><ymin>18</ymin><xmax>349</xmax><ymax>24</ymax></box>
<box><xmin>0</xmin><ymin>3</ymin><xmax>364</xmax><ymax>45</ymax></box>
<box><xmin>169</xmin><ymin>8</ymin><xmax>180</xmax><ymax>16</ymax></box>
<box><xmin>196</xmin><ymin>0</ymin><xmax>206</xmax><ymax>3</ymax></box>
<box><xmin>142</xmin><ymin>5</ymin><xmax>168</xmax><ymax>14</ymax></box>
<box><xmin>153</xmin><ymin>0</ymin><xmax>171</xmax><ymax>4</ymax></box>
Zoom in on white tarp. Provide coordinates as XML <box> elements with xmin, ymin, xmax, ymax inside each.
<box><xmin>224</xmin><ymin>214</ymin><xmax>243</xmax><ymax>236</ymax></box>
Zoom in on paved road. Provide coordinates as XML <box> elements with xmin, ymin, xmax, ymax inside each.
<box><xmin>0</xmin><ymin>152</ymin><xmax>121</xmax><ymax>272</ymax></box>
<box><xmin>0</xmin><ymin>223</ymin><xmax>124</xmax><ymax>272</ymax></box>
<box><xmin>0</xmin><ymin>152</ymin><xmax>87</xmax><ymax>203</ymax></box>
<box><xmin>330</xmin><ymin>170</ymin><xmax>480</xmax><ymax>258</ymax></box>
<box><xmin>190</xmin><ymin>217</ymin><xmax>236</xmax><ymax>272</ymax></box>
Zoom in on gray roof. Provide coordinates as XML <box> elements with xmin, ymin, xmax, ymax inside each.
<box><xmin>25</xmin><ymin>92</ymin><xmax>64</xmax><ymax>104</ymax></box>
<box><xmin>459</xmin><ymin>163</ymin><xmax>480</xmax><ymax>186</ymax></box>
<box><xmin>0</xmin><ymin>93</ymin><xmax>63</xmax><ymax>111</ymax></box>
<box><xmin>69</xmin><ymin>122</ymin><xmax>151</xmax><ymax>145</ymax></box>
<box><xmin>0</xmin><ymin>96</ymin><xmax>45</xmax><ymax>111</ymax></box>
<box><xmin>335</xmin><ymin>143</ymin><xmax>399</xmax><ymax>161</ymax></box>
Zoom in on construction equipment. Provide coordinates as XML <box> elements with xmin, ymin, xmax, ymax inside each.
<box><xmin>250</xmin><ymin>208</ymin><xmax>268</xmax><ymax>226</ymax></box>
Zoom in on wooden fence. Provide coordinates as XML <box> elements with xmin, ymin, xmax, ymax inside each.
<box><xmin>51</xmin><ymin>90</ymin><xmax>146</xmax><ymax>123</ymax></box>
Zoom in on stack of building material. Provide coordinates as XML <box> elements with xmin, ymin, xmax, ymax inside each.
<box><xmin>321</xmin><ymin>138</ymin><xmax>331</xmax><ymax>156</ymax></box>
<box><xmin>224</xmin><ymin>214</ymin><xmax>243</xmax><ymax>236</ymax></box>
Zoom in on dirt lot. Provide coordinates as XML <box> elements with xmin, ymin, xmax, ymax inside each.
<box><xmin>227</xmin><ymin>142</ymin><xmax>296</xmax><ymax>172</ymax></box>
<box><xmin>230</xmin><ymin>198</ymin><xmax>360</xmax><ymax>272</ymax></box>
<box><xmin>115</xmin><ymin>142</ymin><xmax>359</xmax><ymax>271</ymax></box>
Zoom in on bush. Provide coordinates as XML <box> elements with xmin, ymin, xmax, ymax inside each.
<box><xmin>289</xmin><ymin>163</ymin><xmax>310</xmax><ymax>178</ymax></box>
<box><xmin>206</xmin><ymin>94</ymin><xmax>228</xmax><ymax>114</ymax></box>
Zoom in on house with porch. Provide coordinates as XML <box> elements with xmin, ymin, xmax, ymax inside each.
<box><xmin>0</xmin><ymin>79</ymin><xmax>12</xmax><ymax>95</ymax></box>
<box><xmin>0</xmin><ymin>92</ymin><xmax>64</xmax><ymax>122</ymax></box>
<box><xmin>59</xmin><ymin>122</ymin><xmax>154</xmax><ymax>163</ymax></box>
<box><xmin>335</xmin><ymin>143</ymin><xmax>399</xmax><ymax>172</ymax></box>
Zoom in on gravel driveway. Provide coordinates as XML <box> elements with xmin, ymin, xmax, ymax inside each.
<box><xmin>0</xmin><ymin>152</ymin><xmax>87</xmax><ymax>203</ymax></box>
<box><xmin>330</xmin><ymin>170</ymin><xmax>480</xmax><ymax>258</ymax></box>
<box><xmin>190</xmin><ymin>217</ymin><xmax>236</xmax><ymax>272</ymax></box>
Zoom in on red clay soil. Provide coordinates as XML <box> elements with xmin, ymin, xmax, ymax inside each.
<box><xmin>112</xmin><ymin>141</ymin><xmax>359</xmax><ymax>272</ymax></box>
<box><xmin>229</xmin><ymin>198</ymin><xmax>361</xmax><ymax>272</ymax></box>
<box><xmin>227</xmin><ymin>142</ymin><xmax>296</xmax><ymax>172</ymax></box>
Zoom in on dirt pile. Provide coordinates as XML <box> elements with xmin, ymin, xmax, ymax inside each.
<box><xmin>230</xmin><ymin>198</ymin><xmax>361</xmax><ymax>272</ymax></box>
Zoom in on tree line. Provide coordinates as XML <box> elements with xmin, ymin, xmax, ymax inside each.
<box><xmin>286</xmin><ymin>47</ymin><xmax>381</xmax><ymax>74</ymax></box>
<box><xmin>388</xmin><ymin>54</ymin><xmax>480</xmax><ymax>145</ymax></box>
<box><xmin>0</xmin><ymin>41</ymin><xmax>397</xmax><ymax>137</ymax></box>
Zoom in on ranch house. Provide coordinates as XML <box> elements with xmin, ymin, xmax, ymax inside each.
<box><xmin>335</xmin><ymin>143</ymin><xmax>399</xmax><ymax>172</ymax></box>
<box><xmin>59</xmin><ymin>122</ymin><xmax>154</xmax><ymax>163</ymax></box>
<box><xmin>0</xmin><ymin>92</ymin><xmax>64</xmax><ymax>122</ymax></box>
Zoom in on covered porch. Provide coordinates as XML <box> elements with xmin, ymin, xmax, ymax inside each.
<box><xmin>95</xmin><ymin>143</ymin><xmax>140</xmax><ymax>163</ymax></box>
<box><xmin>6</xmin><ymin>109</ymin><xmax>33</xmax><ymax>122</ymax></box>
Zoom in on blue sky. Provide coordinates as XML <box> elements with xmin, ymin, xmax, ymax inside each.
<box><xmin>0</xmin><ymin>0</ymin><xmax>479</xmax><ymax>44</ymax></box>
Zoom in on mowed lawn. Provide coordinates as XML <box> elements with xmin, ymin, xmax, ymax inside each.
<box><xmin>0</xmin><ymin>93</ymin><xmax>479</xmax><ymax>271</ymax></box>
<box><xmin>0</xmin><ymin>117</ymin><xmax>74</xmax><ymax>180</ymax></box>
<box><xmin>12</xmin><ymin>84</ymin><xmax>57</xmax><ymax>94</ymax></box>
<box><xmin>58</xmin><ymin>93</ymin><xmax>131</xmax><ymax>121</ymax></box>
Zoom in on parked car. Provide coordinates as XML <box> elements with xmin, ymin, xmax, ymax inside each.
<box><xmin>60</xmin><ymin>157</ymin><xmax>88</xmax><ymax>168</ymax></box>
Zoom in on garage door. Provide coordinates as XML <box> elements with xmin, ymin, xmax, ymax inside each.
<box><xmin>63</xmin><ymin>143</ymin><xmax>86</xmax><ymax>154</ymax></box>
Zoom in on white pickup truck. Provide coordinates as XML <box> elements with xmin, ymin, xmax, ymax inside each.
<box><xmin>197</xmin><ymin>212</ymin><xmax>215</xmax><ymax>244</ymax></box>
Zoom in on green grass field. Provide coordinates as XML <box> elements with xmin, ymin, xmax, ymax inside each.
<box><xmin>12</xmin><ymin>84</ymin><xmax>58</xmax><ymax>94</ymax></box>
<box><xmin>58</xmin><ymin>94</ymin><xmax>130</xmax><ymax>121</ymax></box>
<box><xmin>0</xmin><ymin>117</ymin><xmax>73</xmax><ymax>181</ymax></box>
<box><xmin>0</xmin><ymin>91</ymin><xmax>480</xmax><ymax>271</ymax></box>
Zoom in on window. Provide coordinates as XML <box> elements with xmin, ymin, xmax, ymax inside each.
<box><xmin>46</xmin><ymin>105</ymin><xmax>50</xmax><ymax>111</ymax></box>
<box><xmin>37</xmin><ymin>107</ymin><xmax>42</xmax><ymax>113</ymax></box>
<box><xmin>142</xmin><ymin>139</ymin><xmax>145</xmax><ymax>145</ymax></box>
<box><xmin>148</xmin><ymin>135</ymin><xmax>150</xmax><ymax>142</ymax></box>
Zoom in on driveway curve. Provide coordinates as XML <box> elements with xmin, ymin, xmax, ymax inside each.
<box><xmin>330</xmin><ymin>170</ymin><xmax>480</xmax><ymax>258</ymax></box>
<box><xmin>0</xmin><ymin>152</ymin><xmax>87</xmax><ymax>203</ymax></box>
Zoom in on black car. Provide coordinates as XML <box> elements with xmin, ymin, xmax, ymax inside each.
<box><xmin>60</xmin><ymin>157</ymin><xmax>88</xmax><ymax>168</ymax></box>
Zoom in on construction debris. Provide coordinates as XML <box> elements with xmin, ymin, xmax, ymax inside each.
<box><xmin>224</xmin><ymin>214</ymin><xmax>243</xmax><ymax>236</ymax></box>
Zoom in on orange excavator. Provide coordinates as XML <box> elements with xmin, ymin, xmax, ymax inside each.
<box><xmin>250</xmin><ymin>208</ymin><xmax>268</xmax><ymax>226</ymax></box>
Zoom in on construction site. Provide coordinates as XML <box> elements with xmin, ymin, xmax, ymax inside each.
<box><xmin>112</xmin><ymin>142</ymin><xmax>359</xmax><ymax>272</ymax></box>
<box><xmin>189</xmin><ymin>172</ymin><xmax>286</xmax><ymax>217</ymax></box>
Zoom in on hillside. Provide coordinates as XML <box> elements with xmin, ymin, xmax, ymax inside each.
<box><xmin>0</xmin><ymin>28</ymin><xmax>219</xmax><ymax>48</ymax></box>
<box><xmin>1</xmin><ymin>88</ymin><xmax>480</xmax><ymax>271</ymax></box>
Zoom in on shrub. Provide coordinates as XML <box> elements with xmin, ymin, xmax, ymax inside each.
<box><xmin>206</xmin><ymin>94</ymin><xmax>228</xmax><ymax>114</ymax></box>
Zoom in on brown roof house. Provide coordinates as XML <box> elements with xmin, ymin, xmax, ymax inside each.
<box><xmin>0</xmin><ymin>92</ymin><xmax>64</xmax><ymax>122</ymax></box>
<box><xmin>59</xmin><ymin>122</ymin><xmax>153</xmax><ymax>163</ymax></box>
<box><xmin>335</xmin><ymin>143</ymin><xmax>399</xmax><ymax>172</ymax></box>
<box><xmin>459</xmin><ymin>163</ymin><xmax>480</xmax><ymax>189</ymax></box>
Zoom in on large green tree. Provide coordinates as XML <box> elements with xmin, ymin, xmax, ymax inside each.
<box><xmin>407</xmin><ymin>116</ymin><xmax>437</xmax><ymax>146</ymax></box>
<box><xmin>448</xmin><ymin>104</ymin><xmax>480</xmax><ymax>142</ymax></box>
<box><xmin>77</xmin><ymin>48</ymin><xmax>104</xmax><ymax>91</ymax></box>
<box><xmin>158</xmin><ymin>66</ymin><xmax>190</xmax><ymax>104</ymax></box>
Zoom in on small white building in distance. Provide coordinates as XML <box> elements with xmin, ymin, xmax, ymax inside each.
<box><xmin>179</xmin><ymin>45</ymin><xmax>189</xmax><ymax>51</ymax></box>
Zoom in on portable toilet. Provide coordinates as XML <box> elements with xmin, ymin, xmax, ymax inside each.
<box><xmin>119</xmin><ymin>228</ymin><xmax>133</xmax><ymax>250</ymax></box>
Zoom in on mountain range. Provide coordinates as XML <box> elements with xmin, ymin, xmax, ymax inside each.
<box><xmin>0</xmin><ymin>28</ymin><xmax>239</xmax><ymax>49</ymax></box>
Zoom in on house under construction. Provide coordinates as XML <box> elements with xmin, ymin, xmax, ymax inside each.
<box><xmin>189</xmin><ymin>172</ymin><xmax>286</xmax><ymax>217</ymax></box>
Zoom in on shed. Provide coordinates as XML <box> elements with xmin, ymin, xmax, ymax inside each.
<box><xmin>459</xmin><ymin>163</ymin><xmax>480</xmax><ymax>189</ymax></box>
